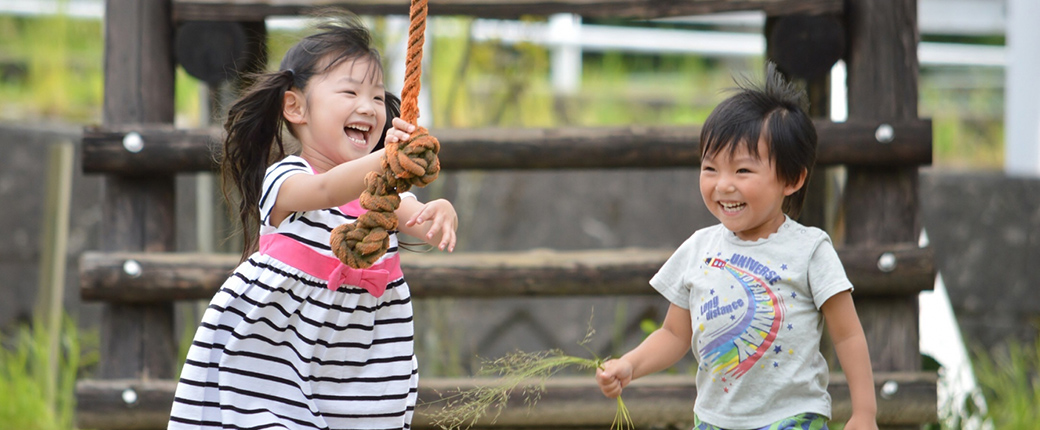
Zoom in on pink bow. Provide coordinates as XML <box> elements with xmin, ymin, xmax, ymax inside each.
<box><xmin>327</xmin><ymin>264</ymin><xmax>390</xmax><ymax>297</ymax></box>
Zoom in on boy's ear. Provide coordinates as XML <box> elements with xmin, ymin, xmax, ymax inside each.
<box><xmin>283</xmin><ymin>90</ymin><xmax>306</xmax><ymax>124</ymax></box>
<box><xmin>784</xmin><ymin>168</ymin><xmax>809</xmax><ymax>196</ymax></box>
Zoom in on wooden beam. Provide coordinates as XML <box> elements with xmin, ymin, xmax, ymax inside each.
<box><xmin>79</xmin><ymin>244</ymin><xmax>934</xmax><ymax>303</ymax></box>
<box><xmin>81</xmin><ymin>119</ymin><xmax>932</xmax><ymax>174</ymax></box>
<box><xmin>173</xmin><ymin>0</ymin><xmax>842</xmax><ymax>21</ymax></box>
<box><xmin>95</xmin><ymin>0</ymin><xmax>179</xmax><ymax>383</ymax></box>
<box><xmin>843</xmin><ymin>0</ymin><xmax>925</xmax><ymax>379</ymax></box>
<box><xmin>76</xmin><ymin>372</ymin><xmax>936</xmax><ymax>429</ymax></box>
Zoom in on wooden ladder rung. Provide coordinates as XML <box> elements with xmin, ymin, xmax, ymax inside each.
<box><xmin>81</xmin><ymin>120</ymin><xmax>933</xmax><ymax>175</ymax></box>
<box><xmin>171</xmin><ymin>0</ymin><xmax>843</xmax><ymax>22</ymax></box>
<box><xmin>79</xmin><ymin>244</ymin><xmax>934</xmax><ymax>303</ymax></box>
<box><xmin>76</xmin><ymin>372</ymin><xmax>937</xmax><ymax>429</ymax></box>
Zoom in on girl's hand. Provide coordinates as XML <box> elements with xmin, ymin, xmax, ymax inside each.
<box><xmin>843</xmin><ymin>413</ymin><xmax>878</xmax><ymax>430</ymax></box>
<box><xmin>404</xmin><ymin>198</ymin><xmax>457</xmax><ymax>252</ymax></box>
<box><xmin>595</xmin><ymin>359</ymin><xmax>633</xmax><ymax>399</ymax></box>
<box><xmin>385</xmin><ymin>117</ymin><xmax>416</xmax><ymax>144</ymax></box>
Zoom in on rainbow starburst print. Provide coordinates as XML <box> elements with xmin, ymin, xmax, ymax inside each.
<box><xmin>698</xmin><ymin>256</ymin><xmax>786</xmax><ymax>378</ymax></box>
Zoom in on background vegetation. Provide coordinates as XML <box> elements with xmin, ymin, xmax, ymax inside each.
<box><xmin>0</xmin><ymin>13</ymin><xmax>1006</xmax><ymax>169</ymax></box>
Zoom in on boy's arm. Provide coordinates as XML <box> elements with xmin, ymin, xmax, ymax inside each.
<box><xmin>596</xmin><ymin>304</ymin><xmax>692</xmax><ymax>397</ymax></box>
<box><xmin>821</xmin><ymin>290</ymin><xmax>878</xmax><ymax>430</ymax></box>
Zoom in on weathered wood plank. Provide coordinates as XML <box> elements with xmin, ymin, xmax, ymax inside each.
<box><xmin>79</xmin><ymin>244</ymin><xmax>933</xmax><ymax>302</ymax></box>
<box><xmin>843</xmin><ymin>0</ymin><xmax>924</xmax><ymax>379</ymax></box>
<box><xmin>173</xmin><ymin>0</ymin><xmax>841</xmax><ymax>21</ymax></box>
<box><xmin>76</xmin><ymin>372</ymin><xmax>936</xmax><ymax>429</ymax></box>
<box><xmin>0</xmin><ymin>122</ymin><xmax>81</xmax><ymax>143</ymax></box>
<box><xmin>96</xmin><ymin>0</ymin><xmax>179</xmax><ymax>384</ymax></box>
<box><xmin>842</xmin><ymin>2</ymin><xmax>928</xmax><ymax>428</ymax></box>
<box><xmin>81</xmin><ymin>119</ymin><xmax>932</xmax><ymax>174</ymax></box>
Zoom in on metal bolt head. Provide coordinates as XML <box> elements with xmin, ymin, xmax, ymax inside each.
<box><xmin>121</xmin><ymin>387</ymin><xmax>138</xmax><ymax>405</ymax></box>
<box><xmin>875</xmin><ymin>124</ymin><xmax>894</xmax><ymax>143</ymax></box>
<box><xmin>877</xmin><ymin>252</ymin><xmax>897</xmax><ymax>273</ymax></box>
<box><xmin>123</xmin><ymin>132</ymin><xmax>144</xmax><ymax>153</ymax></box>
<box><xmin>123</xmin><ymin>259</ymin><xmax>142</xmax><ymax>278</ymax></box>
<box><xmin>880</xmin><ymin>380</ymin><xmax>899</xmax><ymax>399</ymax></box>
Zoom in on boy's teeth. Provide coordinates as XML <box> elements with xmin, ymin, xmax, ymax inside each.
<box><xmin>722</xmin><ymin>202</ymin><xmax>745</xmax><ymax>210</ymax></box>
<box><xmin>347</xmin><ymin>124</ymin><xmax>370</xmax><ymax>131</ymax></box>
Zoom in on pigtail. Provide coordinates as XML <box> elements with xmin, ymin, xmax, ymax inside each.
<box><xmin>220</xmin><ymin>69</ymin><xmax>296</xmax><ymax>261</ymax></box>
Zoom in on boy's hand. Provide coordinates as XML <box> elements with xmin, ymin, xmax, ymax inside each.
<box><xmin>385</xmin><ymin>117</ymin><xmax>417</xmax><ymax>144</ymax></box>
<box><xmin>404</xmin><ymin>198</ymin><xmax>457</xmax><ymax>252</ymax></box>
<box><xmin>595</xmin><ymin>359</ymin><xmax>633</xmax><ymax>399</ymax></box>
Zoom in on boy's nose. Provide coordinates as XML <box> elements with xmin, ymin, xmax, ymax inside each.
<box><xmin>716</xmin><ymin>177</ymin><xmax>736</xmax><ymax>193</ymax></box>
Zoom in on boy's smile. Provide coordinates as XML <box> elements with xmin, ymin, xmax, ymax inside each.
<box><xmin>700</xmin><ymin>137</ymin><xmax>804</xmax><ymax>241</ymax></box>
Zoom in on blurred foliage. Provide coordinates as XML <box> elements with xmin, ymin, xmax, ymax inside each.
<box><xmin>969</xmin><ymin>337</ymin><xmax>1040</xmax><ymax>429</ymax></box>
<box><xmin>0</xmin><ymin>316</ymin><xmax>97</xmax><ymax>430</ymax></box>
<box><xmin>0</xmin><ymin>13</ymin><xmax>1006</xmax><ymax>160</ymax></box>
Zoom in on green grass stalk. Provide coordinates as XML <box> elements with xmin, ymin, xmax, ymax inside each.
<box><xmin>427</xmin><ymin>326</ymin><xmax>634</xmax><ymax>430</ymax></box>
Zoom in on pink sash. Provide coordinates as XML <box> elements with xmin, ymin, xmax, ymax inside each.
<box><xmin>259</xmin><ymin>233</ymin><xmax>402</xmax><ymax>297</ymax></box>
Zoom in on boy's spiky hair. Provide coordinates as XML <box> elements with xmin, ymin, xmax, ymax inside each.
<box><xmin>699</xmin><ymin>62</ymin><xmax>818</xmax><ymax>218</ymax></box>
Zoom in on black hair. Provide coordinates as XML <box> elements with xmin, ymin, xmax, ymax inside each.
<box><xmin>220</xmin><ymin>14</ymin><xmax>399</xmax><ymax>260</ymax></box>
<box><xmin>700</xmin><ymin>62</ymin><xmax>818</xmax><ymax>218</ymax></box>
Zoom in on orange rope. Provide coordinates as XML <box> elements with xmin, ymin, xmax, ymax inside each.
<box><xmin>331</xmin><ymin>0</ymin><xmax>441</xmax><ymax>269</ymax></box>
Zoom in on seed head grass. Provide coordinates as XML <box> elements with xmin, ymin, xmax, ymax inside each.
<box><xmin>425</xmin><ymin>327</ymin><xmax>634</xmax><ymax>430</ymax></box>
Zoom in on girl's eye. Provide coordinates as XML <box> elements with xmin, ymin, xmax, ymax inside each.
<box><xmin>701</xmin><ymin>166</ymin><xmax>716</xmax><ymax>172</ymax></box>
<box><xmin>737</xmin><ymin>168</ymin><xmax>752</xmax><ymax>173</ymax></box>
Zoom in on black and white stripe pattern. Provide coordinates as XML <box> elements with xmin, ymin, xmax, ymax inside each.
<box><xmin>170</xmin><ymin>157</ymin><xmax>418</xmax><ymax>429</ymax></box>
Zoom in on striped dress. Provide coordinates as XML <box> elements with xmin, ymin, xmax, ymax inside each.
<box><xmin>169</xmin><ymin>155</ymin><xmax>419</xmax><ymax>430</ymax></box>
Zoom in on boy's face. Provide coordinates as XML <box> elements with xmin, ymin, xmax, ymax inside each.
<box><xmin>699</xmin><ymin>137</ymin><xmax>803</xmax><ymax>241</ymax></box>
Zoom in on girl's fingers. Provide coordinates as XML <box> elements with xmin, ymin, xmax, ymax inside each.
<box><xmin>392</xmin><ymin>117</ymin><xmax>416</xmax><ymax>133</ymax></box>
<box><xmin>441</xmin><ymin>229</ymin><xmax>455</xmax><ymax>252</ymax></box>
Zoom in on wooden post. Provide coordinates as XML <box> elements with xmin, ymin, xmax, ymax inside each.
<box><xmin>843</xmin><ymin>1</ymin><xmax>926</xmax><ymax>428</ymax></box>
<box><xmin>98</xmin><ymin>0</ymin><xmax>177</xmax><ymax>390</ymax></box>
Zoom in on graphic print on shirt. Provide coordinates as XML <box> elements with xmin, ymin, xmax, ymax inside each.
<box><xmin>698</xmin><ymin>253</ymin><xmax>787</xmax><ymax>379</ymax></box>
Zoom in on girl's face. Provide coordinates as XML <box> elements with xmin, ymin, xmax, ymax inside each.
<box><xmin>699</xmin><ymin>137</ymin><xmax>803</xmax><ymax>241</ymax></box>
<box><xmin>288</xmin><ymin>56</ymin><xmax>386</xmax><ymax>171</ymax></box>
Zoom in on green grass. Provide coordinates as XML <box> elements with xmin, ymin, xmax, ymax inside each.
<box><xmin>0</xmin><ymin>317</ymin><xmax>97</xmax><ymax>430</ymax></box>
<box><xmin>969</xmin><ymin>338</ymin><xmax>1040</xmax><ymax>429</ymax></box>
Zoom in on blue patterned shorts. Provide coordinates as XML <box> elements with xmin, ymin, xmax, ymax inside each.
<box><xmin>694</xmin><ymin>413</ymin><xmax>829</xmax><ymax>430</ymax></box>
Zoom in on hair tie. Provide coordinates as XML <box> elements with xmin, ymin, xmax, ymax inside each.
<box><xmin>285</xmin><ymin>68</ymin><xmax>295</xmax><ymax>84</ymax></box>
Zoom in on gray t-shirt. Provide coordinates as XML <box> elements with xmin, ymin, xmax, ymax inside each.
<box><xmin>650</xmin><ymin>216</ymin><xmax>853</xmax><ymax>428</ymax></box>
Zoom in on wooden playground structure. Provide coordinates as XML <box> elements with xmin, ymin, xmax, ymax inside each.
<box><xmin>72</xmin><ymin>0</ymin><xmax>937</xmax><ymax>428</ymax></box>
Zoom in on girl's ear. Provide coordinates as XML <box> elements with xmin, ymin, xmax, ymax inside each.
<box><xmin>783</xmin><ymin>168</ymin><xmax>808</xmax><ymax>196</ymax></box>
<box><xmin>283</xmin><ymin>89</ymin><xmax>306</xmax><ymax>124</ymax></box>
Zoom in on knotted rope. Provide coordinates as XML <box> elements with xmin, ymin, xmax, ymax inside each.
<box><xmin>330</xmin><ymin>0</ymin><xmax>441</xmax><ymax>269</ymax></box>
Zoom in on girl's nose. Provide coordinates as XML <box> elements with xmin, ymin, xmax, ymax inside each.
<box><xmin>356</xmin><ymin>99</ymin><xmax>376</xmax><ymax>116</ymax></box>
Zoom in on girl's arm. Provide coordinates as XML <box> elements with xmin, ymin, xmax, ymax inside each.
<box><xmin>269</xmin><ymin>150</ymin><xmax>386</xmax><ymax>226</ymax></box>
<box><xmin>596</xmin><ymin>304</ymin><xmax>692</xmax><ymax>398</ymax></box>
<box><xmin>397</xmin><ymin>196</ymin><xmax>458</xmax><ymax>251</ymax></box>
<box><xmin>822</xmin><ymin>291</ymin><xmax>878</xmax><ymax>430</ymax></box>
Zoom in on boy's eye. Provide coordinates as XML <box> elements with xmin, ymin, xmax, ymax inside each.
<box><xmin>737</xmin><ymin>168</ymin><xmax>752</xmax><ymax>173</ymax></box>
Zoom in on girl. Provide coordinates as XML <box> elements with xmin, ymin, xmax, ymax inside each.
<box><xmin>595</xmin><ymin>64</ymin><xmax>878</xmax><ymax>430</ymax></box>
<box><xmin>169</xmin><ymin>16</ymin><xmax>457</xmax><ymax>429</ymax></box>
